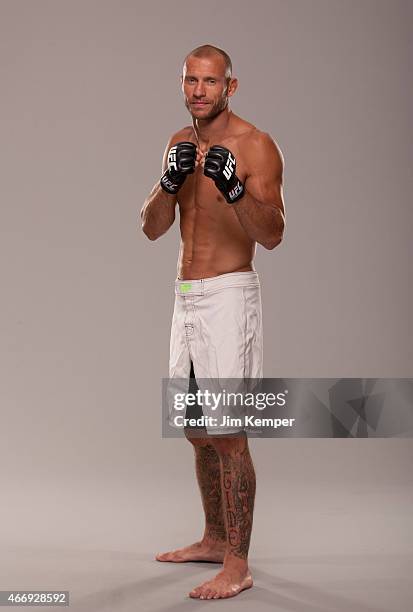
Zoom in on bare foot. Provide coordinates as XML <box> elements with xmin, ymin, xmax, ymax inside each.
<box><xmin>189</xmin><ymin>567</ymin><xmax>253</xmax><ymax>599</ymax></box>
<box><xmin>155</xmin><ymin>540</ymin><xmax>226</xmax><ymax>563</ymax></box>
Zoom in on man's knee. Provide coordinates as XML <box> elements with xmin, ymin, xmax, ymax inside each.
<box><xmin>209</xmin><ymin>433</ymin><xmax>248</xmax><ymax>456</ymax></box>
<box><xmin>184</xmin><ymin>427</ymin><xmax>211</xmax><ymax>447</ymax></box>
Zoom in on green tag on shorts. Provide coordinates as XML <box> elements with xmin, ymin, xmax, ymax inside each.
<box><xmin>180</xmin><ymin>283</ymin><xmax>192</xmax><ymax>293</ymax></box>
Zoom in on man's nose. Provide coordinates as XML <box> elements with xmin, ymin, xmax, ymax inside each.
<box><xmin>193</xmin><ymin>81</ymin><xmax>206</xmax><ymax>97</ymax></box>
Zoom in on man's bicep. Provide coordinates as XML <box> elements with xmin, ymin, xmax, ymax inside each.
<box><xmin>245</xmin><ymin>169</ymin><xmax>284</xmax><ymax>209</ymax></box>
<box><xmin>244</xmin><ymin>133</ymin><xmax>285</xmax><ymax>214</ymax></box>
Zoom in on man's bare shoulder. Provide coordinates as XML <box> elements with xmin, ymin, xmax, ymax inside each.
<box><xmin>229</xmin><ymin>113</ymin><xmax>256</xmax><ymax>137</ymax></box>
<box><xmin>240</xmin><ymin>125</ymin><xmax>280</xmax><ymax>149</ymax></box>
<box><xmin>241</xmin><ymin>127</ymin><xmax>284</xmax><ymax>168</ymax></box>
<box><xmin>161</xmin><ymin>127</ymin><xmax>196</xmax><ymax>171</ymax></box>
<box><xmin>230</xmin><ymin>116</ymin><xmax>281</xmax><ymax>150</ymax></box>
<box><xmin>168</xmin><ymin>126</ymin><xmax>195</xmax><ymax>145</ymax></box>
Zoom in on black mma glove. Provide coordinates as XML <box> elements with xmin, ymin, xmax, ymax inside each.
<box><xmin>160</xmin><ymin>142</ymin><xmax>196</xmax><ymax>194</ymax></box>
<box><xmin>203</xmin><ymin>145</ymin><xmax>245</xmax><ymax>204</ymax></box>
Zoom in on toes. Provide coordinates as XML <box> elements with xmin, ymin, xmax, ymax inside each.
<box><xmin>189</xmin><ymin>586</ymin><xmax>202</xmax><ymax>598</ymax></box>
<box><xmin>201</xmin><ymin>588</ymin><xmax>214</xmax><ymax>600</ymax></box>
<box><xmin>190</xmin><ymin>581</ymin><xmax>213</xmax><ymax>599</ymax></box>
<box><xmin>210</xmin><ymin>588</ymin><xmax>230</xmax><ymax>599</ymax></box>
<box><xmin>156</xmin><ymin>551</ymin><xmax>184</xmax><ymax>562</ymax></box>
<box><xmin>189</xmin><ymin>574</ymin><xmax>251</xmax><ymax>599</ymax></box>
<box><xmin>198</xmin><ymin>586</ymin><xmax>211</xmax><ymax>600</ymax></box>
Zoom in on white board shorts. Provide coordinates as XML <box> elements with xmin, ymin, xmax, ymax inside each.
<box><xmin>168</xmin><ymin>271</ymin><xmax>263</xmax><ymax>435</ymax></box>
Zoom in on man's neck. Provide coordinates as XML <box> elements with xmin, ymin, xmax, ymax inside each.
<box><xmin>192</xmin><ymin>107</ymin><xmax>232</xmax><ymax>150</ymax></box>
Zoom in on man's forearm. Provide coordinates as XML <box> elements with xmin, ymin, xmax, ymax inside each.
<box><xmin>140</xmin><ymin>182</ymin><xmax>177</xmax><ymax>240</ymax></box>
<box><xmin>232</xmin><ymin>190</ymin><xmax>285</xmax><ymax>250</ymax></box>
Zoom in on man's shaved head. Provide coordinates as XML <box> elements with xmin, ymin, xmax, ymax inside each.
<box><xmin>181</xmin><ymin>44</ymin><xmax>237</xmax><ymax>120</ymax></box>
<box><xmin>183</xmin><ymin>44</ymin><xmax>232</xmax><ymax>79</ymax></box>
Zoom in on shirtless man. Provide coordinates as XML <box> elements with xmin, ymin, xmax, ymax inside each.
<box><xmin>141</xmin><ymin>44</ymin><xmax>285</xmax><ymax>600</ymax></box>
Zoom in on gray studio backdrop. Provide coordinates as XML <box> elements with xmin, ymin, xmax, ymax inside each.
<box><xmin>0</xmin><ymin>0</ymin><xmax>412</xmax><ymax>599</ymax></box>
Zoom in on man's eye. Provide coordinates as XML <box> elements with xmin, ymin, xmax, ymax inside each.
<box><xmin>209</xmin><ymin>80</ymin><xmax>216</xmax><ymax>84</ymax></box>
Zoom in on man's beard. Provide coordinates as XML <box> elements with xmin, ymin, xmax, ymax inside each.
<box><xmin>185</xmin><ymin>97</ymin><xmax>228</xmax><ymax>120</ymax></box>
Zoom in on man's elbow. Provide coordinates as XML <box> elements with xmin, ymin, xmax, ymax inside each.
<box><xmin>140</xmin><ymin>208</ymin><xmax>158</xmax><ymax>240</ymax></box>
<box><xmin>141</xmin><ymin>223</ymin><xmax>158</xmax><ymax>241</ymax></box>
<box><xmin>262</xmin><ymin>238</ymin><xmax>281</xmax><ymax>250</ymax></box>
<box><xmin>262</xmin><ymin>209</ymin><xmax>285</xmax><ymax>249</ymax></box>
<box><xmin>262</xmin><ymin>231</ymin><xmax>284</xmax><ymax>250</ymax></box>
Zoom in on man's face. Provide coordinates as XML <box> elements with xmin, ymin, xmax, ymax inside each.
<box><xmin>181</xmin><ymin>55</ymin><xmax>233</xmax><ymax>120</ymax></box>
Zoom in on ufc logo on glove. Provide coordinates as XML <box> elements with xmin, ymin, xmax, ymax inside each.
<box><xmin>223</xmin><ymin>153</ymin><xmax>235</xmax><ymax>180</ymax></box>
<box><xmin>168</xmin><ymin>146</ymin><xmax>178</xmax><ymax>171</ymax></box>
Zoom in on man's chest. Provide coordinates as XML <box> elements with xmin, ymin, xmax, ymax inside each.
<box><xmin>179</xmin><ymin>139</ymin><xmax>248</xmax><ymax>209</ymax></box>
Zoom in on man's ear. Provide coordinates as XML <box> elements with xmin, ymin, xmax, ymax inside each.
<box><xmin>227</xmin><ymin>77</ymin><xmax>238</xmax><ymax>98</ymax></box>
